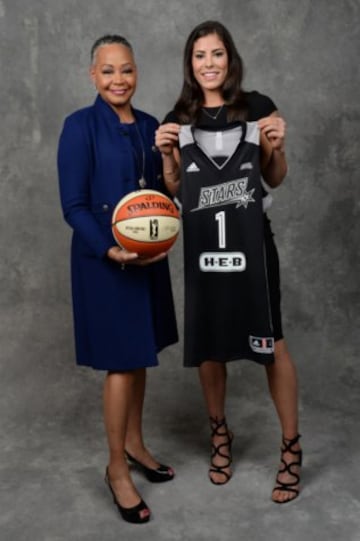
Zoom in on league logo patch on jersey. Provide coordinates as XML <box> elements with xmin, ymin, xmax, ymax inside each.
<box><xmin>249</xmin><ymin>336</ymin><xmax>274</xmax><ymax>354</ymax></box>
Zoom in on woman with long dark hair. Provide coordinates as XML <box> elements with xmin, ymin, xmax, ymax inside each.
<box><xmin>156</xmin><ymin>20</ymin><xmax>302</xmax><ymax>504</ymax></box>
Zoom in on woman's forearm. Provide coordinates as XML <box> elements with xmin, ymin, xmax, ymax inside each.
<box><xmin>162</xmin><ymin>152</ymin><xmax>181</xmax><ymax>195</ymax></box>
<box><xmin>262</xmin><ymin>149</ymin><xmax>288</xmax><ymax>188</ymax></box>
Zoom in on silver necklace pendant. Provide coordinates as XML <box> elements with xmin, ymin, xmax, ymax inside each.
<box><xmin>138</xmin><ymin>176</ymin><xmax>147</xmax><ymax>188</ymax></box>
<box><xmin>202</xmin><ymin>104</ymin><xmax>224</xmax><ymax>120</ymax></box>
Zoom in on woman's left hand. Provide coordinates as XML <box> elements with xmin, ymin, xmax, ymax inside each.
<box><xmin>258</xmin><ymin>115</ymin><xmax>286</xmax><ymax>153</ymax></box>
<box><xmin>107</xmin><ymin>246</ymin><xmax>167</xmax><ymax>266</ymax></box>
<box><xmin>134</xmin><ymin>252</ymin><xmax>168</xmax><ymax>266</ymax></box>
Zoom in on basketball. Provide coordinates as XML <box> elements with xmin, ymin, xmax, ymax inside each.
<box><xmin>112</xmin><ymin>189</ymin><xmax>180</xmax><ymax>257</ymax></box>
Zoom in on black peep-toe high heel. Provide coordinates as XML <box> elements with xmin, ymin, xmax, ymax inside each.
<box><xmin>124</xmin><ymin>451</ymin><xmax>175</xmax><ymax>483</ymax></box>
<box><xmin>104</xmin><ymin>468</ymin><xmax>151</xmax><ymax>524</ymax></box>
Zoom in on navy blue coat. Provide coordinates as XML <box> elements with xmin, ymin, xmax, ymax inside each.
<box><xmin>57</xmin><ymin>96</ymin><xmax>178</xmax><ymax>371</ymax></box>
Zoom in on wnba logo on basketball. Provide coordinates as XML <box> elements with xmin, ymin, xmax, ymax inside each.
<box><xmin>199</xmin><ymin>252</ymin><xmax>246</xmax><ymax>272</ymax></box>
<box><xmin>150</xmin><ymin>219</ymin><xmax>159</xmax><ymax>239</ymax></box>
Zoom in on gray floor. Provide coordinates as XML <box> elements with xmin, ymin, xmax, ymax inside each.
<box><xmin>1</xmin><ymin>320</ymin><xmax>360</xmax><ymax>541</ymax></box>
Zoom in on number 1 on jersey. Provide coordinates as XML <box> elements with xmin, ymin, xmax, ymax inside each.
<box><xmin>215</xmin><ymin>211</ymin><xmax>226</xmax><ymax>248</ymax></box>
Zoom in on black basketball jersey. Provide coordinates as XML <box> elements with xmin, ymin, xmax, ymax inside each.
<box><xmin>179</xmin><ymin>122</ymin><xmax>274</xmax><ymax>366</ymax></box>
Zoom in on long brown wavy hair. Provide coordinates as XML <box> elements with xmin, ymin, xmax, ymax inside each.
<box><xmin>174</xmin><ymin>21</ymin><xmax>247</xmax><ymax>124</ymax></box>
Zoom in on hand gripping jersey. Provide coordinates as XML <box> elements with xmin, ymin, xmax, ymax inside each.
<box><xmin>179</xmin><ymin>122</ymin><xmax>275</xmax><ymax>366</ymax></box>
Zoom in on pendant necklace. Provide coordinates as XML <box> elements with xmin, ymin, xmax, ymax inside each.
<box><xmin>133</xmin><ymin>122</ymin><xmax>147</xmax><ymax>188</ymax></box>
<box><xmin>201</xmin><ymin>104</ymin><xmax>224</xmax><ymax>120</ymax></box>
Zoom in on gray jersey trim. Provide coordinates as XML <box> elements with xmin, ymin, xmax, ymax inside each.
<box><xmin>179</xmin><ymin>123</ymin><xmax>260</xmax><ymax>172</ymax></box>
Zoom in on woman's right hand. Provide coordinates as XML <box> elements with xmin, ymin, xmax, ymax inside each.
<box><xmin>155</xmin><ymin>123</ymin><xmax>180</xmax><ymax>155</ymax></box>
<box><xmin>107</xmin><ymin>246</ymin><xmax>167</xmax><ymax>266</ymax></box>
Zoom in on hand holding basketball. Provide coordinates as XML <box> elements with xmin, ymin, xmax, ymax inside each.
<box><xmin>107</xmin><ymin>245</ymin><xmax>167</xmax><ymax>266</ymax></box>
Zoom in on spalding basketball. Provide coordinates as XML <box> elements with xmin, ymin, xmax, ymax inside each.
<box><xmin>112</xmin><ymin>189</ymin><xmax>180</xmax><ymax>257</ymax></box>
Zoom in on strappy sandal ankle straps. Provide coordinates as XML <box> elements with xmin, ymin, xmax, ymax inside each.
<box><xmin>272</xmin><ymin>434</ymin><xmax>302</xmax><ymax>504</ymax></box>
<box><xmin>208</xmin><ymin>416</ymin><xmax>234</xmax><ymax>485</ymax></box>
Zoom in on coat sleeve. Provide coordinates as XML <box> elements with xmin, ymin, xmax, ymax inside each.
<box><xmin>57</xmin><ymin>115</ymin><xmax>115</xmax><ymax>258</ymax></box>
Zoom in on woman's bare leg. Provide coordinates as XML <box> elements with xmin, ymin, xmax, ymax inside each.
<box><xmin>265</xmin><ymin>339</ymin><xmax>302</xmax><ymax>503</ymax></box>
<box><xmin>103</xmin><ymin>370</ymin><xmax>149</xmax><ymax>515</ymax></box>
<box><xmin>198</xmin><ymin>361</ymin><xmax>232</xmax><ymax>484</ymax></box>
<box><xmin>124</xmin><ymin>368</ymin><xmax>162</xmax><ymax>469</ymax></box>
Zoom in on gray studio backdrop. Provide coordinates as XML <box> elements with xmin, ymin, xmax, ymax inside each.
<box><xmin>0</xmin><ymin>0</ymin><xmax>359</xmax><ymax>540</ymax></box>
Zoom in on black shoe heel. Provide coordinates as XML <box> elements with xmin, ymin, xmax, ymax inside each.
<box><xmin>104</xmin><ymin>468</ymin><xmax>151</xmax><ymax>524</ymax></box>
<box><xmin>125</xmin><ymin>451</ymin><xmax>175</xmax><ymax>483</ymax></box>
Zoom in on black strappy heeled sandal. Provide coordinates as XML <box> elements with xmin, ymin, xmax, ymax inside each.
<box><xmin>208</xmin><ymin>416</ymin><xmax>234</xmax><ymax>485</ymax></box>
<box><xmin>272</xmin><ymin>434</ymin><xmax>302</xmax><ymax>504</ymax></box>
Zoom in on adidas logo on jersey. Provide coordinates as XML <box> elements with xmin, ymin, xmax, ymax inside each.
<box><xmin>240</xmin><ymin>162</ymin><xmax>253</xmax><ymax>170</ymax></box>
<box><xmin>186</xmin><ymin>161</ymin><xmax>200</xmax><ymax>173</ymax></box>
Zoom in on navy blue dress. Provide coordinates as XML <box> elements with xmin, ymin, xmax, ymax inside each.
<box><xmin>57</xmin><ymin>96</ymin><xmax>178</xmax><ymax>371</ymax></box>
